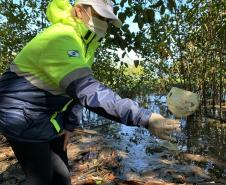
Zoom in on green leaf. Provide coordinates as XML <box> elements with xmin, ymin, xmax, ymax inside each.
<box><xmin>125</xmin><ymin>7</ymin><xmax>133</xmax><ymax>17</ymax></box>
<box><xmin>145</xmin><ymin>9</ymin><xmax>155</xmax><ymax>23</ymax></box>
<box><xmin>167</xmin><ymin>0</ymin><xmax>176</xmax><ymax>12</ymax></box>
<box><xmin>150</xmin><ymin>0</ymin><xmax>163</xmax><ymax>9</ymax></box>
<box><xmin>160</xmin><ymin>5</ymin><xmax>166</xmax><ymax>15</ymax></box>
<box><xmin>121</xmin><ymin>24</ymin><xmax>129</xmax><ymax>32</ymax></box>
<box><xmin>138</xmin><ymin>16</ymin><xmax>144</xmax><ymax>30</ymax></box>
<box><xmin>120</xmin><ymin>0</ymin><xmax>127</xmax><ymax>8</ymax></box>
<box><xmin>134</xmin><ymin>4</ymin><xmax>143</xmax><ymax>12</ymax></box>
<box><xmin>122</xmin><ymin>52</ymin><xmax>126</xmax><ymax>58</ymax></box>
<box><xmin>118</xmin><ymin>12</ymin><xmax>126</xmax><ymax>23</ymax></box>
<box><xmin>133</xmin><ymin>14</ymin><xmax>138</xmax><ymax>23</ymax></box>
<box><xmin>128</xmin><ymin>0</ymin><xmax>132</xmax><ymax>6</ymax></box>
<box><xmin>113</xmin><ymin>6</ymin><xmax>119</xmax><ymax>14</ymax></box>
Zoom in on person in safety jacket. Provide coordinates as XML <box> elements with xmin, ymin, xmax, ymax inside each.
<box><xmin>0</xmin><ymin>0</ymin><xmax>180</xmax><ymax>184</ymax></box>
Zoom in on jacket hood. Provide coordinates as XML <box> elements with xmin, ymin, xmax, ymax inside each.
<box><xmin>46</xmin><ymin>0</ymin><xmax>73</xmax><ymax>24</ymax></box>
<box><xmin>46</xmin><ymin>0</ymin><xmax>96</xmax><ymax>40</ymax></box>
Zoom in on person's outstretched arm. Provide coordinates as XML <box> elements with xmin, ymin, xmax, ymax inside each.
<box><xmin>66</xmin><ymin>75</ymin><xmax>151</xmax><ymax>128</ymax></box>
<box><xmin>36</xmin><ymin>34</ymin><xmax>179</xmax><ymax>140</ymax></box>
<box><xmin>65</xmin><ymin>75</ymin><xmax>180</xmax><ymax>141</ymax></box>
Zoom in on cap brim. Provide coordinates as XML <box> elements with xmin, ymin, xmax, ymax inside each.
<box><xmin>111</xmin><ymin>19</ymin><xmax>122</xmax><ymax>28</ymax></box>
<box><xmin>92</xmin><ymin>5</ymin><xmax>122</xmax><ymax>28</ymax></box>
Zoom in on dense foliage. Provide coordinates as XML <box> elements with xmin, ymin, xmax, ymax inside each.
<box><xmin>0</xmin><ymin>0</ymin><xmax>225</xmax><ymax>119</ymax></box>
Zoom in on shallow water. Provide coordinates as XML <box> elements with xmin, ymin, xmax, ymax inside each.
<box><xmin>1</xmin><ymin>94</ymin><xmax>225</xmax><ymax>184</ymax></box>
<box><xmin>81</xmin><ymin>94</ymin><xmax>226</xmax><ymax>183</ymax></box>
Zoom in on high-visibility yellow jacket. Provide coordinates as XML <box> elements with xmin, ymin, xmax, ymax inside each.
<box><xmin>0</xmin><ymin>6</ymin><xmax>151</xmax><ymax>142</ymax></box>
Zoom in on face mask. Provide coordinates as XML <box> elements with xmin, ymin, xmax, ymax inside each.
<box><xmin>87</xmin><ymin>17</ymin><xmax>108</xmax><ymax>38</ymax></box>
<box><xmin>82</xmin><ymin>7</ymin><xmax>108</xmax><ymax>38</ymax></box>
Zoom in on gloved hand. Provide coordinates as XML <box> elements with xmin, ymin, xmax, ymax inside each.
<box><xmin>148</xmin><ymin>113</ymin><xmax>180</xmax><ymax>141</ymax></box>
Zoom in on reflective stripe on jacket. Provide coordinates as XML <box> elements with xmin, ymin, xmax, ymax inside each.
<box><xmin>11</xmin><ymin>22</ymin><xmax>100</xmax><ymax>95</ymax></box>
<box><xmin>0</xmin><ymin>21</ymin><xmax>100</xmax><ymax>142</ymax></box>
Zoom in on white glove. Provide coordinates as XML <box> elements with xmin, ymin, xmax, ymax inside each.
<box><xmin>148</xmin><ymin>113</ymin><xmax>180</xmax><ymax>141</ymax></box>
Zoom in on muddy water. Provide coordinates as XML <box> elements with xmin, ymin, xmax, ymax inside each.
<box><xmin>82</xmin><ymin>94</ymin><xmax>226</xmax><ymax>184</ymax></box>
<box><xmin>1</xmin><ymin>94</ymin><xmax>226</xmax><ymax>184</ymax></box>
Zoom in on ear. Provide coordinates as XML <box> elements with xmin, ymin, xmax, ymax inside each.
<box><xmin>73</xmin><ymin>5</ymin><xmax>82</xmax><ymax>19</ymax></box>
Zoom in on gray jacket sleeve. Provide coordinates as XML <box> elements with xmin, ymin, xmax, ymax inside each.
<box><xmin>66</xmin><ymin>75</ymin><xmax>151</xmax><ymax>128</ymax></box>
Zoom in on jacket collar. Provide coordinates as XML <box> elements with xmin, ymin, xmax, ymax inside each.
<box><xmin>66</xmin><ymin>17</ymin><xmax>101</xmax><ymax>44</ymax></box>
<box><xmin>56</xmin><ymin>17</ymin><xmax>102</xmax><ymax>49</ymax></box>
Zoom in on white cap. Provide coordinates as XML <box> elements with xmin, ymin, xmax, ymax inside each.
<box><xmin>76</xmin><ymin>0</ymin><xmax>122</xmax><ymax>28</ymax></box>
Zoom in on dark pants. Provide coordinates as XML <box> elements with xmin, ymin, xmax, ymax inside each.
<box><xmin>8</xmin><ymin>136</ymin><xmax>71</xmax><ymax>185</ymax></box>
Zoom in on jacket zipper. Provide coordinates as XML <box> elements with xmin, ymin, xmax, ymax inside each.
<box><xmin>85</xmin><ymin>35</ymin><xmax>96</xmax><ymax>57</ymax></box>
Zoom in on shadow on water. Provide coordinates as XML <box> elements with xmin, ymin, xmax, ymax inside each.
<box><xmin>81</xmin><ymin>94</ymin><xmax>226</xmax><ymax>184</ymax></box>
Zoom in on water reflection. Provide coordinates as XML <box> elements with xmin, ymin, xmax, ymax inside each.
<box><xmin>81</xmin><ymin>94</ymin><xmax>226</xmax><ymax>161</ymax></box>
<box><xmin>80</xmin><ymin>94</ymin><xmax>226</xmax><ymax>182</ymax></box>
